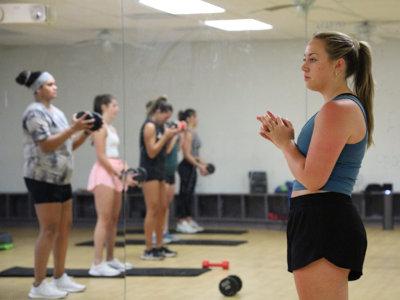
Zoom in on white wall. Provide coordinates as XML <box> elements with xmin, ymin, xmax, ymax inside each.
<box><xmin>0</xmin><ymin>39</ymin><xmax>399</xmax><ymax>193</ymax></box>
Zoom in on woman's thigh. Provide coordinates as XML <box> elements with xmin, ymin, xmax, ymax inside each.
<box><xmin>294</xmin><ymin>258</ymin><xmax>349</xmax><ymax>300</ymax></box>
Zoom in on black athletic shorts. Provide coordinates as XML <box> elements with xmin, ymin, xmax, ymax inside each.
<box><xmin>165</xmin><ymin>173</ymin><xmax>175</xmax><ymax>185</ymax></box>
<box><xmin>143</xmin><ymin>167</ymin><xmax>165</xmax><ymax>182</ymax></box>
<box><xmin>24</xmin><ymin>177</ymin><xmax>72</xmax><ymax>204</ymax></box>
<box><xmin>287</xmin><ymin>192</ymin><xmax>367</xmax><ymax>281</ymax></box>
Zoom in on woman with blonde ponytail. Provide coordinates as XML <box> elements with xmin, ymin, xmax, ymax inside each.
<box><xmin>257</xmin><ymin>32</ymin><xmax>374</xmax><ymax>299</ymax></box>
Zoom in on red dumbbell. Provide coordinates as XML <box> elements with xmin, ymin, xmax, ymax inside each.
<box><xmin>202</xmin><ymin>260</ymin><xmax>229</xmax><ymax>270</ymax></box>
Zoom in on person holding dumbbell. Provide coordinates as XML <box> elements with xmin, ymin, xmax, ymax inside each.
<box><xmin>16</xmin><ymin>70</ymin><xmax>92</xmax><ymax>299</ymax></box>
<box><xmin>162</xmin><ymin>104</ymin><xmax>185</xmax><ymax>243</ymax></box>
<box><xmin>140</xmin><ymin>97</ymin><xmax>180</xmax><ymax>260</ymax></box>
<box><xmin>87</xmin><ymin>94</ymin><xmax>136</xmax><ymax>276</ymax></box>
<box><xmin>176</xmin><ymin>109</ymin><xmax>209</xmax><ymax>233</ymax></box>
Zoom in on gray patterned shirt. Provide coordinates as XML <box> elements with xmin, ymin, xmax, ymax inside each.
<box><xmin>22</xmin><ymin>102</ymin><xmax>73</xmax><ymax>185</ymax></box>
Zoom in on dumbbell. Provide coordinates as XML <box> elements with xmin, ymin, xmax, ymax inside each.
<box><xmin>202</xmin><ymin>260</ymin><xmax>229</xmax><ymax>270</ymax></box>
<box><xmin>219</xmin><ymin>275</ymin><xmax>242</xmax><ymax>297</ymax></box>
<box><xmin>166</xmin><ymin>120</ymin><xmax>187</xmax><ymax>130</ymax></box>
<box><xmin>75</xmin><ymin>111</ymin><xmax>103</xmax><ymax>131</ymax></box>
<box><xmin>206</xmin><ymin>163</ymin><xmax>215</xmax><ymax>174</ymax></box>
<box><xmin>121</xmin><ymin>167</ymin><xmax>147</xmax><ymax>183</ymax></box>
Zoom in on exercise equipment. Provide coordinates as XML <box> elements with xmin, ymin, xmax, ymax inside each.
<box><xmin>0</xmin><ymin>232</ymin><xmax>13</xmax><ymax>250</ymax></box>
<box><xmin>202</xmin><ymin>260</ymin><xmax>229</xmax><ymax>270</ymax></box>
<box><xmin>0</xmin><ymin>266</ymin><xmax>210</xmax><ymax>277</ymax></box>
<box><xmin>121</xmin><ymin>167</ymin><xmax>147</xmax><ymax>182</ymax></box>
<box><xmin>166</xmin><ymin>120</ymin><xmax>187</xmax><ymax>130</ymax></box>
<box><xmin>206</xmin><ymin>163</ymin><xmax>215</xmax><ymax>174</ymax></box>
<box><xmin>75</xmin><ymin>111</ymin><xmax>103</xmax><ymax>131</ymax></box>
<box><xmin>219</xmin><ymin>275</ymin><xmax>242</xmax><ymax>297</ymax></box>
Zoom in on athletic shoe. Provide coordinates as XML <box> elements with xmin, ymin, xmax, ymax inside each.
<box><xmin>152</xmin><ymin>232</ymin><xmax>172</xmax><ymax>244</ymax></box>
<box><xmin>51</xmin><ymin>273</ymin><xmax>86</xmax><ymax>293</ymax></box>
<box><xmin>157</xmin><ymin>246</ymin><xmax>177</xmax><ymax>258</ymax></box>
<box><xmin>107</xmin><ymin>258</ymin><xmax>134</xmax><ymax>271</ymax></box>
<box><xmin>89</xmin><ymin>261</ymin><xmax>121</xmax><ymax>277</ymax></box>
<box><xmin>140</xmin><ymin>248</ymin><xmax>165</xmax><ymax>261</ymax></box>
<box><xmin>28</xmin><ymin>280</ymin><xmax>67</xmax><ymax>299</ymax></box>
<box><xmin>164</xmin><ymin>232</ymin><xmax>180</xmax><ymax>242</ymax></box>
<box><xmin>188</xmin><ymin>219</ymin><xmax>204</xmax><ymax>232</ymax></box>
<box><xmin>176</xmin><ymin>220</ymin><xmax>197</xmax><ymax>233</ymax></box>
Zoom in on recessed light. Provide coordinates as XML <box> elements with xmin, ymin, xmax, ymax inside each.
<box><xmin>139</xmin><ymin>0</ymin><xmax>225</xmax><ymax>15</ymax></box>
<box><xmin>204</xmin><ymin>19</ymin><xmax>273</xmax><ymax>31</ymax></box>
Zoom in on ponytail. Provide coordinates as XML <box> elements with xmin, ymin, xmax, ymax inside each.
<box><xmin>178</xmin><ymin>108</ymin><xmax>196</xmax><ymax>121</ymax></box>
<box><xmin>354</xmin><ymin>42</ymin><xmax>374</xmax><ymax>147</ymax></box>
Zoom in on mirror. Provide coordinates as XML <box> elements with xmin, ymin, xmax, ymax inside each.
<box><xmin>1</xmin><ymin>1</ymin><xmax>400</xmax><ymax>299</ymax></box>
<box><xmin>0</xmin><ymin>0</ymin><xmax>126</xmax><ymax>299</ymax></box>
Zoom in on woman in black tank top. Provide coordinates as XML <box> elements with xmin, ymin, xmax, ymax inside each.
<box><xmin>139</xmin><ymin>97</ymin><xmax>180</xmax><ymax>260</ymax></box>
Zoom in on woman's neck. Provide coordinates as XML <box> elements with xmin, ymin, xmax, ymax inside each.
<box><xmin>321</xmin><ymin>83</ymin><xmax>353</xmax><ymax>103</ymax></box>
<box><xmin>102</xmin><ymin>114</ymin><xmax>113</xmax><ymax>125</ymax></box>
<box><xmin>35</xmin><ymin>96</ymin><xmax>51</xmax><ymax>108</ymax></box>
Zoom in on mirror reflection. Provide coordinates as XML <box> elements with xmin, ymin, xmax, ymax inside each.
<box><xmin>1</xmin><ymin>0</ymin><xmax>400</xmax><ymax>299</ymax></box>
<box><xmin>0</xmin><ymin>0</ymin><xmax>126</xmax><ymax>299</ymax></box>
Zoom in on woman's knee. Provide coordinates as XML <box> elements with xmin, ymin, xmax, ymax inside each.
<box><xmin>40</xmin><ymin>222</ymin><xmax>60</xmax><ymax>239</ymax></box>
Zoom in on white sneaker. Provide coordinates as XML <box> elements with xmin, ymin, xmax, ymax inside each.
<box><xmin>188</xmin><ymin>219</ymin><xmax>204</xmax><ymax>232</ymax></box>
<box><xmin>28</xmin><ymin>280</ymin><xmax>67</xmax><ymax>299</ymax></box>
<box><xmin>52</xmin><ymin>273</ymin><xmax>86</xmax><ymax>293</ymax></box>
<box><xmin>176</xmin><ymin>221</ymin><xmax>197</xmax><ymax>233</ymax></box>
<box><xmin>89</xmin><ymin>261</ymin><xmax>121</xmax><ymax>277</ymax></box>
<box><xmin>107</xmin><ymin>258</ymin><xmax>133</xmax><ymax>271</ymax></box>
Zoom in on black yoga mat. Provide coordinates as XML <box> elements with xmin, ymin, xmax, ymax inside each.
<box><xmin>0</xmin><ymin>267</ymin><xmax>210</xmax><ymax>278</ymax></box>
<box><xmin>76</xmin><ymin>239</ymin><xmax>247</xmax><ymax>247</ymax></box>
<box><xmin>118</xmin><ymin>228</ymin><xmax>248</xmax><ymax>235</ymax></box>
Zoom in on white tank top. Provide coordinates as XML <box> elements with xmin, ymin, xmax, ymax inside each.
<box><xmin>105</xmin><ymin>125</ymin><xmax>120</xmax><ymax>158</ymax></box>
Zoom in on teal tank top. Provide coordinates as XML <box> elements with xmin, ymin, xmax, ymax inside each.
<box><xmin>292</xmin><ymin>93</ymin><xmax>368</xmax><ymax>196</ymax></box>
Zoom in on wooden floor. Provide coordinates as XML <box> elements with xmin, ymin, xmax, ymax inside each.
<box><xmin>0</xmin><ymin>225</ymin><xmax>399</xmax><ymax>300</ymax></box>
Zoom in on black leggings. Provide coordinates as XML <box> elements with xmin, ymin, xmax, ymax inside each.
<box><xmin>176</xmin><ymin>160</ymin><xmax>197</xmax><ymax>219</ymax></box>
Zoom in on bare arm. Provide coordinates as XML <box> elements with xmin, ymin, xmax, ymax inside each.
<box><xmin>280</xmin><ymin>102</ymin><xmax>353</xmax><ymax>191</ymax></box>
<box><xmin>38</xmin><ymin>114</ymin><xmax>93</xmax><ymax>153</ymax></box>
<box><xmin>166</xmin><ymin>134</ymin><xmax>179</xmax><ymax>155</ymax></box>
<box><xmin>72</xmin><ymin>131</ymin><xmax>91</xmax><ymax>151</ymax></box>
<box><xmin>144</xmin><ymin>123</ymin><xmax>177</xmax><ymax>159</ymax></box>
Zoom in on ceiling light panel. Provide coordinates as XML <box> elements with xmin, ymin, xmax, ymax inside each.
<box><xmin>204</xmin><ymin>19</ymin><xmax>273</xmax><ymax>31</ymax></box>
<box><xmin>139</xmin><ymin>0</ymin><xmax>225</xmax><ymax>15</ymax></box>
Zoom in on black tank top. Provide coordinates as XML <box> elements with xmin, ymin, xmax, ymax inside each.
<box><xmin>139</xmin><ymin>119</ymin><xmax>166</xmax><ymax>175</ymax></box>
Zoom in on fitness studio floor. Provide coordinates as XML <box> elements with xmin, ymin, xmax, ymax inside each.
<box><xmin>0</xmin><ymin>225</ymin><xmax>399</xmax><ymax>300</ymax></box>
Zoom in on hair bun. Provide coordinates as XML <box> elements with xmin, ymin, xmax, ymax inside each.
<box><xmin>15</xmin><ymin>71</ymin><xmax>30</xmax><ymax>86</ymax></box>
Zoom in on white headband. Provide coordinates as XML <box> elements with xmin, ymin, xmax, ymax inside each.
<box><xmin>30</xmin><ymin>72</ymin><xmax>54</xmax><ymax>92</ymax></box>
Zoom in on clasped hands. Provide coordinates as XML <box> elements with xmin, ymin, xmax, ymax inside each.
<box><xmin>256</xmin><ymin>111</ymin><xmax>295</xmax><ymax>150</ymax></box>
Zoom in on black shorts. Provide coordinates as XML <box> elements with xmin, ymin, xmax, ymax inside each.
<box><xmin>287</xmin><ymin>192</ymin><xmax>367</xmax><ymax>281</ymax></box>
<box><xmin>165</xmin><ymin>173</ymin><xmax>175</xmax><ymax>185</ymax></box>
<box><xmin>143</xmin><ymin>167</ymin><xmax>165</xmax><ymax>182</ymax></box>
<box><xmin>24</xmin><ymin>177</ymin><xmax>72</xmax><ymax>204</ymax></box>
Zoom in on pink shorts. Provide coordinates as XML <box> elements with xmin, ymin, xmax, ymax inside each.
<box><xmin>87</xmin><ymin>158</ymin><xmax>125</xmax><ymax>192</ymax></box>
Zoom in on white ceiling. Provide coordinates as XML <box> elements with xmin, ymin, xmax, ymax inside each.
<box><xmin>1</xmin><ymin>0</ymin><xmax>400</xmax><ymax>46</ymax></box>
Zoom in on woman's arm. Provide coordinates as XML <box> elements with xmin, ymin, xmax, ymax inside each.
<box><xmin>143</xmin><ymin>123</ymin><xmax>177</xmax><ymax>159</ymax></box>
<box><xmin>165</xmin><ymin>134</ymin><xmax>179</xmax><ymax>155</ymax></box>
<box><xmin>72</xmin><ymin>131</ymin><xmax>91</xmax><ymax>151</ymax></box>
<box><xmin>181</xmin><ymin>131</ymin><xmax>208</xmax><ymax>175</ymax></box>
<box><xmin>280</xmin><ymin>102</ymin><xmax>353</xmax><ymax>191</ymax></box>
<box><xmin>38</xmin><ymin>114</ymin><xmax>92</xmax><ymax>153</ymax></box>
<box><xmin>92</xmin><ymin>127</ymin><xmax>120</xmax><ymax>176</ymax></box>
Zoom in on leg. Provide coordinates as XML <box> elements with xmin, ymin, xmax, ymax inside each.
<box><xmin>293</xmin><ymin>258</ymin><xmax>350</xmax><ymax>300</ymax></box>
<box><xmin>155</xmin><ymin>182</ymin><xmax>168</xmax><ymax>247</ymax></box>
<box><xmin>93</xmin><ymin>185</ymin><xmax>116</xmax><ymax>264</ymax></box>
<box><xmin>106</xmin><ymin>190</ymin><xmax>122</xmax><ymax>261</ymax></box>
<box><xmin>177</xmin><ymin>161</ymin><xmax>192</xmax><ymax>222</ymax></box>
<box><xmin>33</xmin><ymin>203</ymin><xmax>62</xmax><ymax>285</ymax></box>
<box><xmin>142</xmin><ymin>180</ymin><xmax>162</xmax><ymax>250</ymax></box>
<box><xmin>53</xmin><ymin>199</ymin><xmax>73</xmax><ymax>278</ymax></box>
<box><xmin>164</xmin><ymin>182</ymin><xmax>175</xmax><ymax>234</ymax></box>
